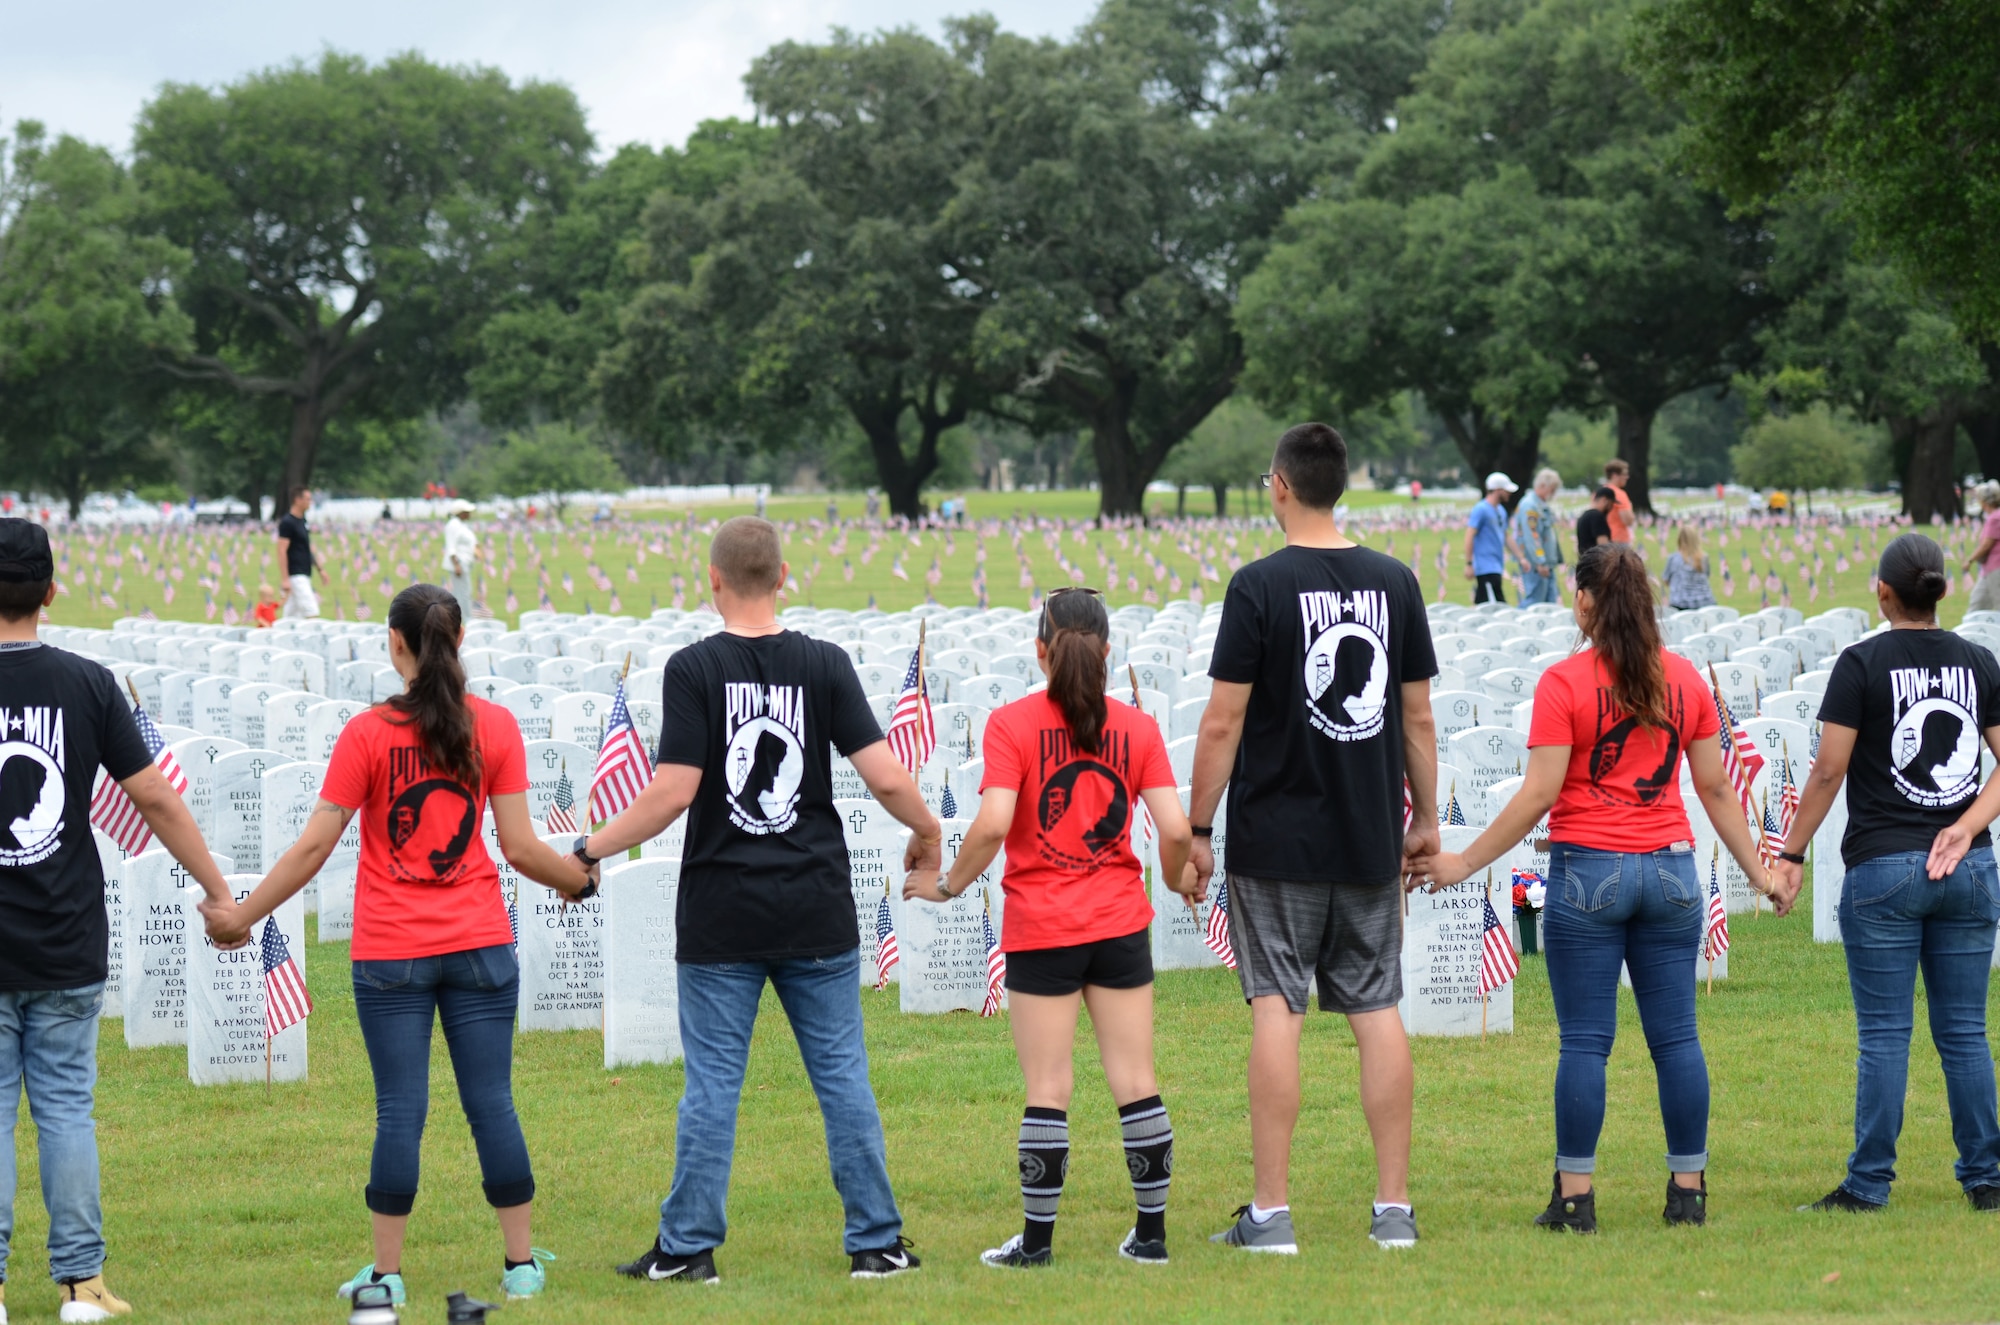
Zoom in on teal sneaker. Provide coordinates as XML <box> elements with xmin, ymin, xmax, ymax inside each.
<box><xmin>501</xmin><ymin>1248</ymin><xmax>557</xmax><ymax>1300</ymax></box>
<box><xmin>336</xmin><ymin>1264</ymin><xmax>406</xmax><ymax>1306</ymax></box>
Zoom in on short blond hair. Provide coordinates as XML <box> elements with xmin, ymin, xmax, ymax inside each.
<box><xmin>710</xmin><ymin>517</ymin><xmax>783</xmax><ymax>594</ymax></box>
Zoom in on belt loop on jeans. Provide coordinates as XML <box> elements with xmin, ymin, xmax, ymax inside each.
<box><xmin>1667</xmin><ymin>841</ymin><xmax>1693</xmax><ymax>853</ymax></box>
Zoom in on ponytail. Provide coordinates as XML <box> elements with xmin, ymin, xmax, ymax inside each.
<box><xmin>1039</xmin><ymin>589</ymin><xmax>1110</xmax><ymax>755</ymax></box>
<box><xmin>1573</xmin><ymin>544</ymin><xmax>1669</xmax><ymax>731</ymax></box>
<box><xmin>384</xmin><ymin>583</ymin><xmax>482</xmax><ymax>789</ymax></box>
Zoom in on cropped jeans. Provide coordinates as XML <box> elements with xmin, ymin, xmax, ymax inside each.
<box><xmin>351</xmin><ymin>944</ymin><xmax>535</xmax><ymax>1216</ymax></box>
<box><xmin>659</xmin><ymin>948</ymin><xmax>901</xmax><ymax>1256</ymax></box>
<box><xmin>0</xmin><ymin>983</ymin><xmax>105</xmax><ymax>1284</ymax></box>
<box><xmin>1835</xmin><ymin>848</ymin><xmax>2000</xmax><ymax>1205</ymax></box>
<box><xmin>1543</xmin><ymin>843</ymin><xmax>1709</xmax><ymax>1175</ymax></box>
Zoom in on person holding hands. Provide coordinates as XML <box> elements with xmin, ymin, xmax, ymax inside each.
<box><xmin>1411</xmin><ymin>543</ymin><xmax>1789</xmax><ymax>1234</ymax></box>
<box><xmin>202</xmin><ymin>584</ymin><xmax>595</xmax><ymax>1308</ymax></box>
<box><xmin>906</xmin><ymin>586</ymin><xmax>1193</xmax><ymax>1269</ymax></box>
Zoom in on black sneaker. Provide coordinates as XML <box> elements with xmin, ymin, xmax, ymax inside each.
<box><xmin>850</xmin><ymin>1237</ymin><xmax>921</xmax><ymax>1279</ymax></box>
<box><xmin>1117</xmin><ymin>1228</ymin><xmax>1169</xmax><ymax>1264</ymax></box>
<box><xmin>1969</xmin><ymin>1184</ymin><xmax>2000</xmax><ymax>1212</ymax></box>
<box><xmin>1533</xmin><ymin>1173</ymin><xmax>1597</xmax><ymax>1234</ymax></box>
<box><xmin>1799</xmin><ymin>1186</ymin><xmax>1883</xmax><ymax>1214</ymax></box>
<box><xmin>615</xmin><ymin>1242</ymin><xmax>719</xmax><ymax>1283</ymax></box>
<box><xmin>980</xmin><ymin>1233</ymin><xmax>1054</xmax><ymax>1269</ymax></box>
<box><xmin>1664</xmin><ymin>1176</ymin><xmax>1708</xmax><ymax>1226</ymax></box>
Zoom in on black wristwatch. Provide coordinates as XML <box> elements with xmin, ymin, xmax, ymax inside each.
<box><xmin>1777</xmin><ymin>849</ymin><xmax>1806</xmax><ymax>865</ymax></box>
<box><xmin>1191</xmin><ymin>825</ymin><xmax>1214</xmax><ymax>838</ymax></box>
<box><xmin>572</xmin><ymin>835</ymin><xmax>600</xmax><ymax>867</ymax></box>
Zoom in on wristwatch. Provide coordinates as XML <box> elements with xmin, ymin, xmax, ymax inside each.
<box><xmin>936</xmin><ymin>875</ymin><xmax>958</xmax><ymax>901</ymax></box>
<box><xmin>1191</xmin><ymin>825</ymin><xmax>1214</xmax><ymax>838</ymax></box>
<box><xmin>1777</xmin><ymin>849</ymin><xmax>1806</xmax><ymax>865</ymax></box>
<box><xmin>571</xmin><ymin>835</ymin><xmax>600</xmax><ymax>867</ymax></box>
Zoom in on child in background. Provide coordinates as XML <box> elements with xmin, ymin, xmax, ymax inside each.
<box><xmin>252</xmin><ymin>584</ymin><xmax>280</xmax><ymax>628</ymax></box>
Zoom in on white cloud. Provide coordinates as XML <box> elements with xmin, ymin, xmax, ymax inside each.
<box><xmin>3</xmin><ymin>0</ymin><xmax>1085</xmax><ymax>155</ymax></box>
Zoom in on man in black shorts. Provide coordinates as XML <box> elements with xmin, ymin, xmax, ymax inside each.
<box><xmin>1188</xmin><ymin>423</ymin><xmax>1439</xmax><ymax>1251</ymax></box>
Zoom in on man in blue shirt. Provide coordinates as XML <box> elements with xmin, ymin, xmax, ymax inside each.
<box><xmin>1463</xmin><ymin>472</ymin><xmax>1517</xmax><ymax>604</ymax></box>
<box><xmin>1510</xmin><ymin>468</ymin><xmax>1564</xmax><ymax>605</ymax></box>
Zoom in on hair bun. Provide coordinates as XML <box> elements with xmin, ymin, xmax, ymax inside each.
<box><xmin>1919</xmin><ymin>569</ymin><xmax>1948</xmax><ymax>592</ymax></box>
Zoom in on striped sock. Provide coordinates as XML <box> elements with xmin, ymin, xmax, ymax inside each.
<box><xmin>1019</xmin><ymin>1107</ymin><xmax>1069</xmax><ymax>1253</ymax></box>
<box><xmin>1119</xmin><ymin>1095</ymin><xmax>1173</xmax><ymax>1243</ymax></box>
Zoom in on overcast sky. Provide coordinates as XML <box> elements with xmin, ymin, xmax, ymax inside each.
<box><xmin>6</xmin><ymin>0</ymin><xmax>1085</xmax><ymax>156</ymax></box>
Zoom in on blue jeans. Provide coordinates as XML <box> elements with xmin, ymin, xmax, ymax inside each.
<box><xmin>1836</xmin><ymin>848</ymin><xmax>2000</xmax><ymax>1204</ymax></box>
<box><xmin>660</xmin><ymin>949</ymin><xmax>901</xmax><ymax>1256</ymax></box>
<box><xmin>1519</xmin><ymin>568</ymin><xmax>1559</xmax><ymax>605</ymax></box>
<box><xmin>0</xmin><ymin>984</ymin><xmax>104</xmax><ymax>1284</ymax></box>
<box><xmin>351</xmin><ymin>945</ymin><xmax>534</xmax><ymax>1215</ymax></box>
<box><xmin>1543</xmin><ymin>844</ymin><xmax>1709</xmax><ymax>1174</ymax></box>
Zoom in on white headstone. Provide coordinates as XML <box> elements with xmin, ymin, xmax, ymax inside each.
<box><xmin>838</xmin><ymin>798</ymin><xmax>908</xmax><ymax>986</ymax></box>
<box><xmin>522</xmin><ymin>740</ymin><xmax>595</xmax><ymax>828</ymax></box>
<box><xmin>259</xmin><ymin>762</ymin><xmax>324</xmax><ymax>881</ymax></box>
<box><xmin>1430</xmin><ymin>690</ymin><xmax>1489</xmax><ymax>761</ymax></box>
<box><xmin>500</xmin><ymin>685</ymin><xmax>565</xmax><ymax>741</ymax></box>
<box><xmin>167</xmin><ymin>734</ymin><xmax>244</xmax><ymax>835</ymax></box>
<box><xmin>553</xmin><ymin>691</ymin><xmax>613</xmax><ymax>749</ymax></box>
<box><xmin>1399</xmin><ymin>831</ymin><xmax>1512</xmax><ymax>1036</ymax></box>
<box><xmin>1814</xmin><ymin>787</ymin><xmax>1847</xmax><ymax>943</ymax></box>
<box><xmin>264</xmin><ymin>690</ymin><xmax>317</xmax><ymax>760</ymax></box>
<box><xmin>187</xmin><ymin>880</ymin><xmax>306</xmax><ymax>1085</ymax></box>
<box><xmin>898</xmin><ymin>819</ymin><xmax>1003</xmax><ymax>1014</ymax></box>
<box><xmin>190</xmin><ymin>675</ymin><xmax>238</xmax><ymax>738</ymax></box>
<box><xmin>304</xmin><ymin>699</ymin><xmax>362</xmax><ymax>763</ymax></box>
<box><xmin>517</xmin><ymin>835</ymin><xmax>604</xmax><ymax>1031</ymax></box>
<box><xmin>1152</xmin><ymin>792</ymin><xmax>1220</xmax><ymax>972</ymax></box>
<box><xmin>601</xmin><ymin>857</ymin><xmax>682</xmax><ymax>1068</ymax></box>
<box><xmin>228</xmin><ymin>681</ymin><xmax>287</xmax><ymax>745</ymax></box>
<box><xmin>316</xmin><ymin>805</ymin><xmax>361</xmax><ymax>943</ymax></box>
<box><xmin>212</xmin><ymin>749</ymin><xmax>282</xmax><ymax>873</ymax></box>
<box><xmin>123</xmin><ymin>849</ymin><xmax>233</xmax><ymax>1048</ymax></box>
<box><xmin>1447</xmin><ymin>726</ymin><xmax>1529</xmax><ymax>801</ymax></box>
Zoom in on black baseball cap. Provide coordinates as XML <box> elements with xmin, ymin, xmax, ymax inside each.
<box><xmin>0</xmin><ymin>519</ymin><xmax>54</xmax><ymax>583</ymax></box>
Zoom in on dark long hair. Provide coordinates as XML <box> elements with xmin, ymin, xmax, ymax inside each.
<box><xmin>1038</xmin><ymin>589</ymin><xmax>1110</xmax><ymax>755</ymax></box>
<box><xmin>383</xmin><ymin>584</ymin><xmax>481</xmax><ymax>789</ymax></box>
<box><xmin>1573</xmin><ymin>544</ymin><xmax>1669</xmax><ymax>730</ymax></box>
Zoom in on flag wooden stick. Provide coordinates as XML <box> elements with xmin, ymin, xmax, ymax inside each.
<box><xmin>125</xmin><ymin>675</ymin><xmax>141</xmax><ymax>707</ymax></box>
<box><xmin>620</xmin><ymin>650</ymin><xmax>633</xmax><ymax>681</ymax></box>
<box><xmin>1481</xmin><ymin>872</ymin><xmax>1491</xmax><ymax>1041</ymax></box>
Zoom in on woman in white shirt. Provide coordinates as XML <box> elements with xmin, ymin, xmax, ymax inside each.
<box><xmin>442</xmin><ymin>500</ymin><xmax>479</xmax><ymax>619</ymax></box>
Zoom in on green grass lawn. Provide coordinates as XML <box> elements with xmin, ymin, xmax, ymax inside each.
<box><xmin>7</xmin><ymin>879</ymin><xmax>1999</xmax><ymax>1323</ymax></box>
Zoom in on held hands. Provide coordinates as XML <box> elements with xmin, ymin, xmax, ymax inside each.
<box><xmin>554</xmin><ymin>851</ymin><xmax>600</xmax><ymax>898</ymax></box>
<box><xmin>199</xmin><ymin>895</ymin><xmax>252</xmax><ymax>950</ymax></box>
<box><xmin>1169</xmin><ymin>857</ymin><xmax>1206</xmax><ymax>909</ymax></box>
<box><xmin>904</xmin><ymin>828</ymin><xmax>942</xmax><ymax>874</ymax></box>
<box><xmin>904</xmin><ymin>868</ymin><xmax>948</xmax><ymax>904</ymax></box>
<box><xmin>1766</xmin><ymin>860</ymin><xmax>1803</xmax><ymax>916</ymax></box>
<box><xmin>1406</xmin><ymin>851</ymin><xmax>1473</xmax><ymax>892</ymax></box>
<box><xmin>1188</xmin><ymin>838</ymin><xmax>1216</xmax><ymax>902</ymax></box>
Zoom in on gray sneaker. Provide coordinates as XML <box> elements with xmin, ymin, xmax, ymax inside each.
<box><xmin>1210</xmin><ymin>1205</ymin><xmax>1299</xmax><ymax>1254</ymax></box>
<box><xmin>1369</xmin><ymin>1206</ymin><xmax>1418</xmax><ymax>1248</ymax></box>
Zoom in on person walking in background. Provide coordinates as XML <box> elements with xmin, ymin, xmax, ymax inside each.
<box><xmin>202</xmin><ymin>584</ymin><xmax>596</xmax><ymax>1308</ymax></box>
<box><xmin>906</xmin><ymin>587</ymin><xmax>1193</xmax><ymax>1270</ymax></box>
<box><xmin>1963</xmin><ymin>483</ymin><xmax>2000</xmax><ymax>613</ymax></box>
<box><xmin>442</xmin><ymin>500</ymin><xmax>479</xmax><ymax>620</ymax></box>
<box><xmin>1464</xmin><ymin>473</ymin><xmax>1517</xmax><ymax>605</ymax></box>
<box><xmin>576</xmin><ymin>517</ymin><xmax>942</xmax><ymax>1285</ymax></box>
<box><xmin>1773</xmin><ymin>533</ymin><xmax>2000</xmax><ymax>1214</ymax></box>
<box><xmin>1603</xmin><ymin>461</ymin><xmax>1634</xmax><ymax>543</ymax></box>
<box><xmin>0</xmin><ymin>519</ymin><xmax>241</xmax><ymax>1324</ymax></box>
<box><xmin>1513</xmin><ymin>469</ymin><xmax>1565</xmax><ymax>606</ymax></box>
<box><xmin>1190</xmin><ymin>423</ymin><xmax>1439</xmax><ymax>1253</ymax></box>
<box><xmin>1659</xmin><ymin>527</ymin><xmax>1716</xmax><ymax>612</ymax></box>
<box><xmin>275</xmin><ymin>487</ymin><xmax>320</xmax><ymax>620</ymax></box>
<box><xmin>1576</xmin><ymin>488</ymin><xmax>1616</xmax><ymax>555</ymax></box>
<box><xmin>1412</xmin><ymin>544</ymin><xmax>1789</xmax><ymax>1234</ymax></box>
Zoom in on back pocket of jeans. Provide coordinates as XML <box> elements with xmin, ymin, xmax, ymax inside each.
<box><xmin>354</xmin><ymin>959</ymin><xmax>414</xmax><ymax>992</ymax></box>
<box><xmin>1561</xmin><ymin>850</ymin><xmax>1624</xmax><ymax>913</ymax></box>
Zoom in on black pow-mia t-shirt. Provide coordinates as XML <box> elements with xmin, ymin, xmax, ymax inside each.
<box><xmin>277</xmin><ymin>512</ymin><xmax>313</xmax><ymax>577</ymax></box>
<box><xmin>1819</xmin><ymin>628</ymin><xmax>2000</xmax><ymax>868</ymax></box>
<box><xmin>1208</xmin><ymin>545</ymin><xmax>1437</xmax><ymax>883</ymax></box>
<box><xmin>659</xmin><ymin>631</ymin><xmax>884</xmax><ymax>962</ymax></box>
<box><xmin>0</xmin><ymin>644</ymin><xmax>152</xmax><ymax>989</ymax></box>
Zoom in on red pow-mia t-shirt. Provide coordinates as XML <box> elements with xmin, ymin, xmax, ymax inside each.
<box><xmin>980</xmin><ymin>692</ymin><xmax>1177</xmax><ymax>953</ymax></box>
<box><xmin>320</xmin><ymin>696</ymin><xmax>528</xmax><ymax>960</ymax></box>
<box><xmin>1528</xmin><ymin>649</ymin><xmax>1720</xmax><ymax>852</ymax></box>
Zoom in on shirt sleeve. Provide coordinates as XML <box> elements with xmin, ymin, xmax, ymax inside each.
<box><xmin>1133</xmin><ymin>715</ymin><xmax>1178</xmax><ymax>791</ymax></box>
<box><xmin>1206</xmin><ymin>573</ymin><xmax>1263</xmax><ymax>684</ymax></box>
<box><xmin>1976</xmin><ymin>649</ymin><xmax>2000</xmax><ymax>730</ymax></box>
<box><xmin>827</xmin><ymin>648</ymin><xmax>886</xmax><ymax>756</ymax></box>
<box><xmin>1686</xmin><ymin>662</ymin><xmax>1721</xmax><ymax>739</ymax></box>
<box><xmin>657</xmin><ymin>651</ymin><xmax>708</xmax><ymax>768</ymax></box>
<box><xmin>319</xmin><ymin>715</ymin><xmax>375</xmax><ymax>810</ymax></box>
<box><xmin>1397</xmin><ymin>567</ymin><xmax>1438</xmax><ymax>683</ymax></box>
<box><xmin>1817</xmin><ymin>648</ymin><xmax>1867</xmax><ymax>729</ymax></box>
<box><xmin>96</xmin><ymin>672</ymin><xmax>152</xmax><ymax>782</ymax></box>
<box><xmin>1526</xmin><ymin>667</ymin><xmax>1576</xmax><ymax>749</ymax></box>
<box><xmin>979</xmin><ymin>707</ymin><xmax>1025</xmax><ymax>795</ymax></box>
<box><xmin>481</xmin><ymin>703</ymin><xmax>529</xmax><ymax>796</ymax></box>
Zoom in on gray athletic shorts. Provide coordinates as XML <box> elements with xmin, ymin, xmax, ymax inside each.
<box><xmin>1228</xmin><ymin>872</ymin><xmax>1404</xmax><ymax>1015</ymax></box>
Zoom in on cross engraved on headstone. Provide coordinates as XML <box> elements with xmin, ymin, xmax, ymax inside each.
<box><xmin>170</xmin><ymin>863</ymin><xmax>192</xmax><ymax>887</ymax></box>
<box><xmin>294</xmin><ymin>698</ymin><xmax>309</xmax><ymax>716</ymax></box>
<box><xmin>948</xmin><ymin>832</ymin><xmax>964</xmax><ymax>854</ymax></box>
<box><xmin>250</xmin><ymin>759</ymin><xmax>266</xmax><ymax>778</ymax></box>
<box><xmin>1486</xmin><ymin>735</ymin><xmax>1505</xmax><ymax>755</ymax></box>
<box><xmin>848</xmin><ymin>810</ymin><xmax>867</xmax><ymax>834</ymax></box>
<box><xmin>582</xmin><ymin>700</ymin><xmax>597</xmax><ymax>716</ymax></box>
<box><xmin>530</xmin><ymin>693</ymin><xmax>546</xmax><ymax>709</ymax></box>
<box><xmin>542</xmin><ymin>748</ymin><xmax>560</xmax><ymax>768</ymax></box>
<box><xmin>1510</xmin><ymin>676</ymin><xmax>1525</xmax><ymax>693</ymax></box>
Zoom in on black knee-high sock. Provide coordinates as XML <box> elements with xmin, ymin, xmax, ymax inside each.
<box><xmin>1120</xmin><ymin>1095</ymin><xmax>1173</xmax><ymax>1243</ymax></box>
<box><xmin>1019</xmin><ymin>1107</ymin><xmax>1069</xmax><ymax>1253</ymax></box>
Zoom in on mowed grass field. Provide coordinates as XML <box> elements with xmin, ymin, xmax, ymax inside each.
<box><xmin>5</xmin><ymin>884</ymin><xmax>2000</xmax><ymax>1323</ymax></box>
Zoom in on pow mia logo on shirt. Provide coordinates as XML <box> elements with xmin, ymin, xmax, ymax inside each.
<box><xmin>1032</xmin><ymin>725</ymin><xmax>1134</xmax><ymax>869</ymax></box>
<box><xmin>723</xmin><ymin>682</ymin><xmax>806</xmax><ymax>835</ymax></box>
<box><xmin>1888</xmin><ymin>666</ymin><xmax>1981</xmax><ymax>808</ymax></box>
<box><xmin>0</xmin><ymin>706</ymin><xmax>67</xmax><ymax>867</ymax></box>
<box><xmin>385</xmin><ymin>746</ymin><xmax>479</xmax><ymax>884</ymax></box>
<box><xmin>1300</xmin><ymin>589</ymin><xmax>1391</xmax><ymax>742</ymax></box>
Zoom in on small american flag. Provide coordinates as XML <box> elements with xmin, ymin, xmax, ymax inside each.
<box><xmin>1705</xmin><ymin>851</ymin><xmax>1730</xmax><ymax>959</ymax></box>
<box><xmin>873</xmin><ymin>890</ymin><xmax>900</xmax><ymax>990</ymax></box>
<box><xmin>1477</xmin><ymin>890</ymin><xmax>1520</xmax><ymax>997</ymax></box>
<box><xmin>940</xmin><ymin>782</ymin><xmax>958</xmax><ymax>818</ymax></box>
<box><xmin>261</xmin><ymin>920</ymin><xmax>313</xmax><ymax>1037</ymax></box>
<box><xmin>980</xmin><ymin>900</ymin><xmax>1006</xmax><ymax>1017</ymax></box>
<box><xmin>1759</xmin><ymin>791</ymin><xmax>1783</xmax><ymax>869</ymax></box>
<box><xmin>884</xmin><ymin>637</ymin><xmax>935</xmax><ymax>773</ymax></box>
<box><xmin>589</xmin><ymin>679</ymin><xmax>653</xmax><ymax>824</ymax></box>
<box><xmin>545</xmin><ymin>764</ymin><xmax>578</xmax><ymax>835</ymax></box>
<box><xmin>1779</xmin><ymin>746</ymin><xmax>1802</xmax><ymax>838</ymax></box>
<box><xmin>90</xmin><ymin>701</ymin><xmax>187</xmax><ymax>856</ymax></box>
<box><xmin>1442</xmin><ymin>782</ymin><xmax>1467</xmax><ymax>827</ymax></box>
<box><xmin>1709</xmin><ymin>672</ymin><xmax>1766</xmax><ymax>819</ymax></box>
<box><xmin>1203</xmin><ymin>877</ymin><xmax>1238</xmax><ymax>969</ymax></box>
